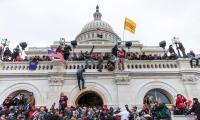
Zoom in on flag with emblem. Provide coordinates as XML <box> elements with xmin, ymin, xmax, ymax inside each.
<box><xmin>124</xmin><ymin>18</ymin><xmax>136</xmax><ymax>33</ymax></box>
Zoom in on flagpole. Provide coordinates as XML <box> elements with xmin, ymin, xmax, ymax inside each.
<box><xmin>123</xmin><ymin>17</ymin><xmax>126</xmax><ymax>42</ymax></box>
<box><xmin>123</xmin><ymin>29</ymin><xmax>125</xmax><ymax>42</ymax></box>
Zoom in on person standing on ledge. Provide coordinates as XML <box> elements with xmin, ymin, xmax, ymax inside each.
<box><xmin>76</xmin><ymin>68</ymin><xmax>86</xmax><ymax>90</ymax></box>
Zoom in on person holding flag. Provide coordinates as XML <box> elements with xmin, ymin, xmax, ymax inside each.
<box><xmin>48</xmin><ymin>49</ymin><xmax>65</xmax><ymax>63</ymax></box>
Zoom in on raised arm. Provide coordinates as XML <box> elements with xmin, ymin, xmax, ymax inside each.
<box><xmin>89</xmin><ymin>45</ymin><xmax>95</xmax><ymax>55</ymax></box>
<box><xmin>81</xmin><ymin>51</ymin><xmax>85</xmax><ymax>57</ymax></box>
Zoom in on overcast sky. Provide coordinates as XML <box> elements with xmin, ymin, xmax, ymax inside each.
<box><xmin>0</xmin><ymin>0</ymin><xmax>200</xmax><ymax>53</ymax></box>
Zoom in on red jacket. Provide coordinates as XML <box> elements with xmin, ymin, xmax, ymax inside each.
<box><xmin>56</xmin><ymin>48</ymin><xmax>62</xmax><ymax>53</ymax></box>
<box><xmin>117</xmin><ymin>49</ymin><xmax>125</xmax><ymax>58</ymax></box>
<box><xmin>176</xmin><ymin>97</ymin><xmax>187</xmax><ymax>109</ymax></box>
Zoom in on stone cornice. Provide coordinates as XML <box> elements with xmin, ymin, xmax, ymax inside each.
<box><xmin>182</xmin><ymin>74</ymin><xmax>199</xmax><ymax>83</ymax></box>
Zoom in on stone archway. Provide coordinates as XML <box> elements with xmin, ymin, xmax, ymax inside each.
<box><xmin>0</xmin><ymin>83</ymin><xmax>42</xmax><ymax>106</ymax></box>
<box><xmin>136</xmin><ymin>81</ymin><xmax>178</xmax><ymax>105</ymax></box>
<box><xmin>76</xmin><ymin>91</ymin><xmax>103</xmax><ymax>106</ymax></box>
<box><xmin>144</xmin><ymin>88</ymin><xmax>173</xmax><ymax>104</ymax></box>
<box><xmin>2</xmin><ymin>90</ymin><xmax>35</xmax><ymax>106</ymax></box>
<box><xmin>69</xmin><ymin>82</ymin><xmax>113</xmax><ymax>106</ymax></box>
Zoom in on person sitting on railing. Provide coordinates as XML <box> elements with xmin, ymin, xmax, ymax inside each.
<box><xmin>175</xmin><ymin>94</ymin><xmax>187</xmax><ymax>115</ymax></box>
<box><xmin>186</xmin><ymin>98</ymin><xmax>200</xmax><ymax>120</ymax></box>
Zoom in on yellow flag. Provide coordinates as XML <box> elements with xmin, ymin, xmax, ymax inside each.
<box><xmin>124</xmin><ymin>18</ymin><xmax>136</xmax><ymax>33</ymax></box>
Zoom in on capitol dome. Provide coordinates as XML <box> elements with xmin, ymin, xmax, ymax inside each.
<box><xmin>81</xmin><ymin>20</ymin><xmax>114</xmax><ymax>33</ymax></box>
<box><xmin>75</xmin><ymin>5</ymin><xmax>120</xmax><ymax>44</ymax></box>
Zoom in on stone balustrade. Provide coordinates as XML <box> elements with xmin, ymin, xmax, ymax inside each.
<box><xmin>0</xmin><ymin>61</ymin><xmax>54</xmax><ymax>72</ymax></box>
<box><xmin>0</xmin><ymin>59</ymin><xmax>197</xmax><ymax>73</ymax></box>
<box><xmin>126</xmin><ymin>60</ymin><xmax>178</xmax><ymax>70</ymax></box>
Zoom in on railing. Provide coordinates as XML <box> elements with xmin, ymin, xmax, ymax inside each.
<box><xmin>64</xmin><ymin>61</ymin><xmax>108</xmax><ymax>72</ymax></box>
<box><xmin>126</xmin><ymin>60</ymin><xmax>178</xmax><ymax>70</ymax></box>
<box><xmin>0</xmin><ymin>59</ymin><xmax>196</xmax><ymax>73</ymax></box>
<box><xmin>0</xmin><ymin>61</ymin><xmax>54</xmax><ymax>72</ymax></box>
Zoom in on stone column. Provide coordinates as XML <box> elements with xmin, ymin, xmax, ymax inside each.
<box><xmin>115</xmin><ymin>72</ymin><xmax>131</xmax><ymax>108</ymax></box>
<box><xmin>182</xmin><ymin>74</ymin><xmax>199</xmax><ymax>100</ymax></box>
<box><xmin>47</xmin><ymin>62</ymin><xmax>65</xmax><ymax>108</ymax></box>
<box><xmin>177</xmin><ymin>58</ymin><xmax>191</xmax><ymax>69</ymax></box>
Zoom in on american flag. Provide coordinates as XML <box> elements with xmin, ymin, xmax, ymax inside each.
<box><xmin>96</xmin><ymin>28</ymin><xmax>103</xmax><ymax>38</ymax></box>
<box><xmin>48</xmin><ymin>50</ymin><xmax>65</xmax><ymax>63</ymax></box>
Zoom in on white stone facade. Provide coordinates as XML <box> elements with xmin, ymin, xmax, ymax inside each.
<box><xmin>0</xmin><ymin>6</ymin><xmax>200</xmax><ymax>109</ymax></box>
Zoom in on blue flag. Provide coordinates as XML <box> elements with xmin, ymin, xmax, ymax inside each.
<box><xmin>29</xmin><ymin>61</ymin><xmax>38</xmax><ymax>70</ymax></box>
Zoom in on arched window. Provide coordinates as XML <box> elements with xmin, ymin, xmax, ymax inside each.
<box><xmin>144</xmin><ymin>89</ymin><xmax>171</xmax><ymax>104</ymax></box>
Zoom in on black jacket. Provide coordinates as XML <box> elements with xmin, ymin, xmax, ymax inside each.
<box><xmin>188</xmin><ymin>102</ymin><xmax>200</xmax><ymax>120</ymax></box>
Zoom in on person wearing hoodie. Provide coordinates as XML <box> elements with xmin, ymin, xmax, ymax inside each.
<box><xmin>187</xmin><ymin>98</ymin><xmax>200</xmax><ymax>120</ymax></box>
<box><xmin>115</xmin><ymin>107</ymin><xmax>130</xmax><ymax>120</ymax></box>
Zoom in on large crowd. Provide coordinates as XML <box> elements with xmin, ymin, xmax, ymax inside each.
<box><xmin>0</xmin><ymin>92</ymin><xmax>200</xmax><ymax>120</ymax></box>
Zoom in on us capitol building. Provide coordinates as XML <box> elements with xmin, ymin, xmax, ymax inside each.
<box><xmin>0</xmin><ymin>6</ymin><xmax>199</xmax><ymax>109</ymax></box>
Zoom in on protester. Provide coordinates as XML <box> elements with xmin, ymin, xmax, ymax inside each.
<box><xmin>115</xmin><ymin>107</ymin><xmax>129</xmax><ymax>120</ymax></box>
<box><xmin>76</xmin><ymin>68</ymin><xmax>86</xmax><ymax>90</ymax></box>
<box><xmin>63</xmin><ymin>44</ymin><xmax>72</xmax><ymax>60</ymax></box>
<box><xmin>3</xmin><ymin>47</ymin><xmax>12</xmax><ymax>61</ymax></box>
<box><xmin>97</xmin><ymin>54</ymin><xmax>104</xmax><ymax>72</ymax></box>
<box><xmin>156</xmin><ymin>99</ymin><xmax>171</xmax><ymax>120</ymax></box>
<box><xmin>81</xmin><ymin>45</ymin><xmax>95</xmax><ymax>67</ymax></box>
<box><xmin>187</xmin><ymin>98</ymin><xmax>200</xmax><ymax>120</ymax></box>
<box><xmin>12</xmin><ymin>45</ymin><xmax>21</xmax><ymax>61</ymax></box>
<box><xmin>175</xmin><ymin>94</ymin><xmax>187</xmax><ymax>115</ymax></box>
<box><xmin>59</xmin><ymin>93</ymin><xmax>68</xmax><ymax>113</ymax></box>
<box><xmin>27</xmin><ymin>93</ymin><xmax>35</xmax><ymax>108</ymax></box>
<box><xmin>117</xmin><ymin>47</ymin><xmax>126</xmax><ymax>70</ymax></box>
<box><xmin>55</xmin><ymin>45</ymin><xmax>63</xmax><ymax>53</ymax></box>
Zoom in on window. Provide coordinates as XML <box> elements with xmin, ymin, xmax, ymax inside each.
<box><xmin>144</xmin><ymin>89</ymin><xmax>171</xmax><ymax>104</ymax></box>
